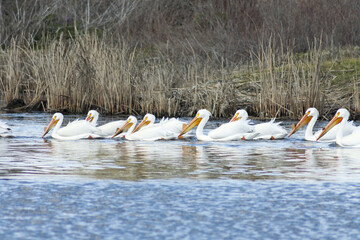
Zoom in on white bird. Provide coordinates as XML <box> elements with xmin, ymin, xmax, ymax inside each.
<box><xmin>288</xmin><ymin>107</ymin><xmax>355</xmax><ymax>142</ymax></box>
<box><xmin>112</xmin><ymin>116</ymin><xmax>177</xmax><ymax>141</ymax></box>
<box><xmin>42</xmin><ymin>113</ymin><xmax>102</xmax><ymax>140</ymax></box>
<box><xmin>132</xmin><ymin>113</ymin><xmax>186</xmax><ymax>136</ymax></box>
<box><xmin>317</xmin><ymin>108</ymin><xmax>360</xmax><ymax>147</ymax></box>
<box><xmin>0</xmin><ymin>120</ymin><xmax>12</xmax><ymax>137</ymax></box>
<box><xmin>132</xmin><ymin>113</ymin><xmax>157</xmax><ymax>133</ymax></box>
<box><xmin>85</xmin><ymin>110</ymin><xmax>125</xmax><ymax>137</ymax></box>
<box><xmin>230</xmin><ymin>109</ymin><xmax>287</xmax><ymax>139</ymax></box>
<box><xmin>178</xmin><ymin>109</ymin><xmax>258</xmax><ymax>141</ymax></box>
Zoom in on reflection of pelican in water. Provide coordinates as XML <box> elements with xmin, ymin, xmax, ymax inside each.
<box><xmin>115</xmin><ymin>141</ymin><xmax>188</xmax><ymax>162</ymax></box>
<box><xmin>336</xmin><ymin>148</ymin><xmax>360</xmax><ymax>178</ymax></box>
<box><xmin>46</xmin><ymin>139</ymin><xmax>118</xmax><ymax>159</ymax></box>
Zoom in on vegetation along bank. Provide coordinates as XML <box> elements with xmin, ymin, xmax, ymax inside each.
<box><xmin>1</xmin><ymin>0</ymin><xmax>360</xmax><ymax>120</ymax></box>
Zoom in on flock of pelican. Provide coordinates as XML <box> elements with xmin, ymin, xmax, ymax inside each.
<box><xmin>1</xmin><ymin>108</ymin><xmax>360</xmax><ymax>147</ymax></box>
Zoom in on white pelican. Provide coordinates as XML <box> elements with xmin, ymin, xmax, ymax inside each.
<box><xmin>178</xmin><ymin>109</ymin><xmax>258</xmax><ymax>141</ymax></box>
<box><xmin>132</xmin><ymin>113</ymin><xmax>156</xmax><ymax>133</ymax></box>
<box><xmin>288</xmin><ymin>107</ymin><xmax>355</xmax><ymax>142</ymax></box>
<box><xmin>230</xmin><ymin>109</ymin><xmax>287</xmax><ymax>139</ymax></box>
<box><xmin>42</xmin><ymin>113</ymin><xmax>102</xmax><ymax>140</ymax></box>
<box><xmin>133</xmin><ymin>113</ymin><xmax>186</xmax><ymax>136</ymax></box>
<box><xmin>85</xmin><ymin>110</ymin><xmax>125</xmax><ymax>137</ymax></box>
<box><xmin>0</xmin><ymin>120</ymin><xmax>12</xmax><ymax>137</ymax></box>
<box><xmin>112</xmin><ymin>116</ymin><xmax>178</xmax><ymax>141</ymax></box>
<box><xmin>317</xmin><ymin>108</ymin><xmax>360</xmax><ymax>147</ymax></box>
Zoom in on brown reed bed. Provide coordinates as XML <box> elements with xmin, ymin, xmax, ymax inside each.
<box><xmin>1</xmin><ymin>34</ymin><xmax>360</xmax><ymax>120</ymax></box>
<box><xmin>0</xmin><ymin>33</ymin><xmax>234</xmax><ymax>117</ymax></box>
<box><xmin>1</xmin><ymin>1</ymin><xmax>360</xmax><ymax>119</ymax></box>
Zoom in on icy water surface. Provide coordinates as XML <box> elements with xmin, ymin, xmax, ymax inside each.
<box><xmin>1</xmin><ymin>112</ymin><xmax>360</xmax><ymax>239</ymax></box>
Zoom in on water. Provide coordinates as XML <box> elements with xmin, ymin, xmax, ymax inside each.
<box><xmin>1</xmin><ymin>112</ymin><xmax>360</xmax><ymax>239</ymax></box>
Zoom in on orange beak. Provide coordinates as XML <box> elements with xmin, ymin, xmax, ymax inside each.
<box><xmin>41</xmin><ymin>118</ymin><xmax>59</xmax><ymax>138</ymax></box>
<box><xmin>132</xmin><ymin>117</ymin><xmax>150</xmax><ymax>133</ymax></box>
<box><xmin>85</xmin><ymin>114</ymin><xmax>93</xmax><ymax>122</ymax></box>
<box><xmin>178</xmin><ymin>115</ymin><xmax>202</xmax><ymax>137</ymax></box>
<box><xmin>316</xmin><ymin>113</ymin><xmax>343</xmax><ymax>141</ymax></box>
<box><xmin>288</xmin><ymin>113</ymin><xmax>312</xmax><ymax>137</ymax></box>
<box><xmin>112</xmin><ymin>121</ymin><xmax>133</xmax><ymax>138</ymax></box>
<box><xmin>229</xmin><ymin>113</ymin><xmax>241</xmax><ymax>122</ymax></box>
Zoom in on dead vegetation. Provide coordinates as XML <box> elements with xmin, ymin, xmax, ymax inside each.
<box><xmin>1</xmin><ymin>0</ymin><xmax>360</xmax><ymax>119</ymax></box>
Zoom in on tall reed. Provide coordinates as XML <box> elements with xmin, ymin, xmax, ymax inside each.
<box><xmin>0</xmin><ymin>33</ymin><xmax>236</xmax><ymax>117</ymax></box>
<box><xmin>247</xmin><ymin>39</ymin><xmax>325</xmax><ymax>118</ymax></box>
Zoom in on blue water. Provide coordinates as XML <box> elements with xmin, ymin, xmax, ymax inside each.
<box><xmin>1</xmin><ymin>112</ymin><xmax>360</xmax><ymax>239</ymax></box>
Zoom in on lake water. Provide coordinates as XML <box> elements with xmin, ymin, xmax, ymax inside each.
<box><xmin>1</xmin><ymin>112</ymin><xmax>360</xmax><ymax>239</ymax></box>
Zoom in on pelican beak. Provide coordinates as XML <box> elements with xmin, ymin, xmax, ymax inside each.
<box><xmin>85</xmin><ymin>114</ymin><xmax>94</xmax><ymax>123</ymax></box>
<box><xmin>132</xmin><ymin>117</ymin><xmax>150</xmax><ymax>133</ymax></box>
<box><xmin>316</xmin><ymin>113</ymin><xmax>343</xmax><ymax>141</ymax></box>
<box><xmin>178</xmin><ymin>114</ymin><xmax>202</xmax><ymax>137</ymax></box>
<box><xmin>41</xmin><ymin>118</ymin><xmax>59</xmax><ymax>138</ymax></box>
<box><xmin>229</xmin><ymin>113</ymin><xmax>241</xmax><ymax>122</ymax></box>
<box><xmin>288</xmin><ymin>112</ymin><xmax>313</xmax><ymax>137</ymax></box>
<box><xmin>112</xmin><ymin>120</ymin><xmax>133</xmax><ymax>138</ymax></box>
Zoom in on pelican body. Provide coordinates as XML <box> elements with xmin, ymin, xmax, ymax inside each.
<box><xmin>288</xmin><ymin>108</ymin><xmax>355</xmax><ymax>142</ymax></box>
<box><xmin>112</xmin><ymin>116</ymin><xmax>179</xmax><ymax>141</ymax></box>
<box><xmin>133</xmin><ymin>113</ymin><xmax>187</xmax><ymax>137</ymax></box>
<box><xmin>179</xmin><ymin>109</ymin><xmax>258</xmax><ymax>141</ymax></box>
<box><xmin>230</xmin><ymin>109</ymin><xmax>287</xmax><ymax>140</ymax></box>
<box><xmin>42</xmin><ymin>113</ymin><xmax>101</xmax><ymax>140</ymax></box>
<box><xmin>85</xmin><ymin>110</ymin><xmax>125</xmax><ymax>137</ymax></box>
<box><xmin>317</xmin><ymin>108</ymin><xmax>360</xmax><ymax>147</ymax></box>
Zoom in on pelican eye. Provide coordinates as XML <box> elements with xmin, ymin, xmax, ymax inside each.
<box><xmin>306</xmin><ymin>111</ymin><xmax>310</xmax><ymax>115</ymax></box>
<box><xmin>196</xmin><ymin>113</ymin><xmax>199</xmax><ymax>118</ymax></box>
<box><xmin>144</xmin><ymin>117</ymin><xmax>148</xmax><ymax>121</ymax></box>
<box><xmin>336</xmin><ymin>112</ymin><xmax>340</xmax><ymax>117</ymax></box>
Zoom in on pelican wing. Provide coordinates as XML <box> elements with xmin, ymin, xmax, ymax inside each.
<box><xmin>160</xmin><ymin>118</ymin><xmax>186</xmax><ymax>134</ymax></box>
<box><xmin>129</xmin><ymin>125</ymin><xmax>176</xmax><ymax>141</ymax></box>
<box><xmin>57</xmin><ymin>121</ymin><xmax>100</xmax><ymax>137</ymax></box>
<box><xmin>97</xmin><ymin>120</ymin><xmax>126</xmax><ymax>137</ymax></box>
<box><xmin>337</xmin><ymin>126</ymin><xmax>360</xmax><ymax>147</ymax></box>
<box><xmin>208</xmin><ymin>120</ymin><xmax>254</xmax><ymax>139</ymax></box>
<box><xmin>254</xmin><ymin>118</ymin><xmax>287</xmax><ymax>139</ymax></box>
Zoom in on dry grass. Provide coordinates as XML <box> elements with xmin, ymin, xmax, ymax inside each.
<box><xmin>0</xmin><ymin>33</ymin><xmax>236</xmax><ymax>117</ymax></box>
<box><xmin>246</xmin><ymin>39</ymin><xmax>325</xmax><ymax>118</ymax></box>
<box><xmin>1</xmin><ymin>34</ymin><xmax>360</xmax><ymax>119</ymax></box>
<box><xmin>1</xmin><ymin>1</ymin><xmax>360</xmax><ymax>119</ymax></box>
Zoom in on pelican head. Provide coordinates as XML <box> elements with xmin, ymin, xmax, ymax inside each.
<box><xmin>132</xmin><ymin>113</ymin><xmax>156</xmax><ymax>133</ymax></box>
<box><xmin>0</xmin><ymin>122</ymin><xmax>11</xmax><ymax>132</ymax></box>
<box><xmin>112</xmin><ymin>116</ymin><xmax>137</xmax><ymax>138</ymax></box>
<box><xmin>85</xmin><ymin>110</ymin><xmax>99</xmax><ymax>124</ymax></box>
<box><xmin>316</xmin><ymin>108</ymin><xmax>349</xmax><ymax>141</ymax></box>
<box><xmin>288</xmin><ymin>107</ymin><xmax>319</xmax><ymax>137</ymax></box>
<box><xmin>178</xmin><ymin>109</ymin><xmax>211</xmax><ymax>137</ymax></box>
<box><xmin>42</xmin><ymin>113</ymin><xmax>63</xmax><ymax>138</ymax></box>
<box><xmin>230</xmin><ymin>109</ymin><xmax>248</xmax><ymax>122</ymax></box>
